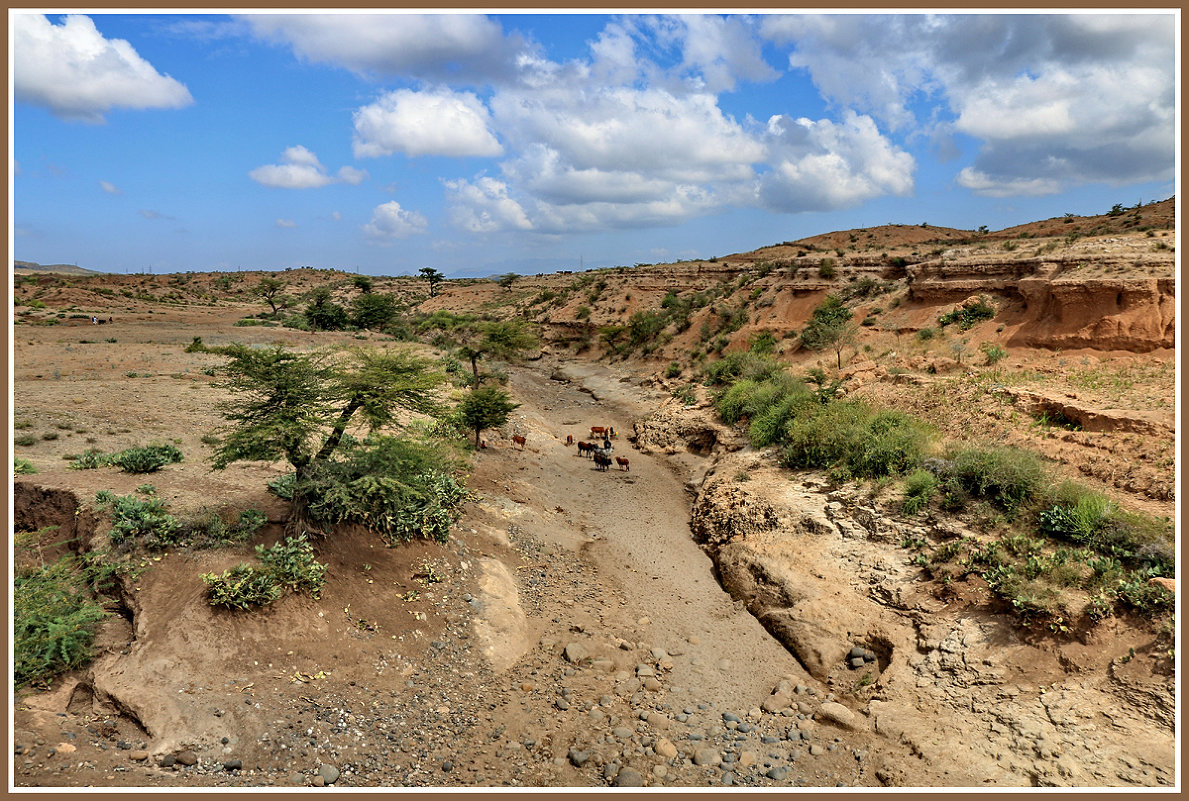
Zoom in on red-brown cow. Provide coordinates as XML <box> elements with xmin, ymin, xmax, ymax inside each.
<box><xmin>512</xmin><ymin>435</ymin><xmax>526</xmax><ymax>449</ymax></box>
<box><xmin>615</xmin><ymin>456</ymin><xmax>630</xmax><ymax>471</ymax></box>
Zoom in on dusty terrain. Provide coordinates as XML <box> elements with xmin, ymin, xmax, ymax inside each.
<box><xmin>9</xmin><ymin>201</ymin><xmax>1177</xmax><ymax>788</ymax></box>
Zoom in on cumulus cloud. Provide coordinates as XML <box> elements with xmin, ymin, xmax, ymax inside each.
<box><xmin>14</xmin><ymin>14</ymin><xmax>192</xmax><ymax>123</ymax></box>
<box><xmin>249</xmin><ymin>146</ymin><xmax>368</xmax><ymax>189</ymax></box>
<box><xmin>363</xmin><ymin>201</ymin><xmax>429</xmax><ymax>240</ymax></box>
<box><xmin>276</xmin><ymin>218</ymin><xmax>297</xmax><ymax>228</ymax></box>
<box><xmin>244</xmin><ymin>14</ymin><xmax>523</xmax><ymax>83</ymax></box>
<box><xmin>763</xmin><ymin>13</ymin><xmax>1174</xmax><ymax>193</ymax></box>
<box><xmin>353</xmin><ymin>88</ymin><xmax>503</xmax><ymax>159</ymax></box>
<box><xmin>645</xmin><ymin>14</ymin><xmax>778</xmax><ymax>92</ymax></box>
<box><xmin>756</xmin><ymin>111</ymin><xmax>915</xmax><ymax>212</ymax></box>
<box><xmin>99</xmin><ymin>180</ymin><xmax>121</xmax><ymax>195</ymax></box>
<box><xmin>444</xmin><ymin>177</ymin><xmax>533</xmax><ymax>233</ymax></box>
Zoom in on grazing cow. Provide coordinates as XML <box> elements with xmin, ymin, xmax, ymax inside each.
<box><xmin>590</xmin><ymin>426</ymin><xmax>607</xmax><ymax>438</ymax></box>
<box><xmin>566</xmin><ymin>434</ymin><xmax>574</xmax><ymax>445</ymax></box>
<box><xmin>616</xmin><ymin>456</ymin><xmax>630</xmax><ymax>471</ymax></box>
<box><xmin>577</xmin><ymin>441</ymin><xmax>593</xmax><ymax>457</ymax></box>
<box><xmin>512</xmin><ymin>434</ymin><xmax>526</xmax><ymax>449</ymax></box>
<box><xmin>593</xmin><ymin>452</ymin><xmax>612</xmax><ymax>471</ymax></box>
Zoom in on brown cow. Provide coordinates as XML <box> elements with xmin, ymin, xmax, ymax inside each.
<box><xmin>512</xmin><ymin>435</ymin><xmax>526</xmax><ymax>449</ymax></box>
<box><xmin>566</xmin><ymin>434</ymin><xmax>574</xmax><ymax>445</ymax></box>
<box><xmin>593</xmin><ymin>452</ymin><xmax>612</xmax><ymax>471</ymax></box>
<box><xmin>590</xmin><ymin>426</ymin><xmax>607</xmax><ymax>437</ymax></box>
<box><xmin>615</xmin><ymin>456</ymin><xmax>630</xmax><ymax>471</ymax></box>
<box><xmin>577</xmin><ymin>441</ymin><xmax>593</xmax><ymax>457</ymax></box>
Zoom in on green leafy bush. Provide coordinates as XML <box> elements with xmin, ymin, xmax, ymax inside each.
<box><xmin>257</xmin><ymin>535</ymin><xmax>327</xmax><ymax>596</ymax></box>
<box><xmin>946</xmin><ymin>445</ymin><xmax>1045</xmax><ymax>512</ymax></box>
<box><xmin>201</xmin><ymin>565</ymin><xmax>284</xmax><ymax>610</ymax></box>
<box><xmin>96</xmin><ymin>491</ymin><xmax>181</xmax><ymax>550</ymax></box>
<box><xmin>14</xmin><ymin>457</ymin><xmax>37</xmax><ymax>475</ymax></box>
<box><xmin>939</xmin><ymin>298</ymin><xmax>996</xmax><ymax>330</ymax></box>
<box><xmin>110</xmin><ymin>443</ymin><xmax>183</xmax><ymax>473</ymax></box>
<box><xmin>15</xmin><ymin>556</ymin><xmax>107</xmax><ymax>685</ymax></box>
<box><xmin>901</xmin><ymin>469</ymin><xmax>938</xmax><ymax>515</ymax></box>
<box><xmin>980</xmin><ymin>343</ymin><xmax>1008</xmax><ymax>365</ymax></box>
<box><xmin>782</xmin><ymin>401</ymin><xmax>930</xmax><ymax>479</ymax></box>
<box><xmin>70</xmin><ymin>448</ymin><xmax>111</xmax><ymax>470</ymax></box>
<box><xmin>15</xmin><ymin>433</ymin><xmax>37</xmax><ymax>447</ymax></box>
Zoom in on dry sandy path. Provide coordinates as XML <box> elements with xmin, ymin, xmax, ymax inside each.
<box><xmin>501</xmin><ymin>359</ymin><xmax>809</xmax><ymax>706</ymax></box>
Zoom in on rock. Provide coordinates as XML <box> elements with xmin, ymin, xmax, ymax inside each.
<box><xmin>848</xmin><ymin>646</ymin><xmax>866</xmax><ymax>660</ymax></box>
<box><xmin>175</xmin><ymin>751</ymin><xmax>198</xmax><ymax>766</ymax></box>
<box><xmin>614</xmin><ymin>767</ymin><xmax>645</xmax><ymax>786</ymax></box>
<box><xmin>312</xmin><ymin>775</ymin><xmax>325</xmax><ymax>787</ymax></box>
<box><xmin>763</xmin><ymin>693</ymin><xmax>792</xmax><ymax>713</ymax></box>
<box><xmin>642</xmin><ymin>677</ymin><xmax>662</xmax><ymax>691</ymax></box>
<box><xmin>810</xmin><ymin>744</ymin><xmax>825</xmax><ymax>756</ymax></box>
<box><xmin>129</xmin><ymin>750</ymin><xmax>148</xmax><ymax>761</ymax></box>
<box><xmin>318</xmin><ymin>764</ymin><xmax>340</xmax><ymax>785</ymax></box>
<box><xmin>569</xmin><ymin>748</ymin><xmax>590</xmax><ymax>767</ymax></box>
<box><xmin>767</xmin><ymin>766</ymin><xmax>789</xmax><ymax>781</ymax></box>
<box><xmin>612</xmin><ymin>726</ymin><xmax>634</xmax><ymax>740</ymax></box>
<box><xmin>564</xmin><ymin>642</ymin><xmax>589</xmax><ymax>664</ymax></box>
<box><xmin>223</xmin><ymin>759</ymin><xmax>242</xmax><ymax>771</ymax></box>
<box><xmin>555</xmin><ymin>698</ymin><xmax>570</xmax><ymax>711</ymax></box>
<box><xmin>693</xmin><ymin>748</ymin><xmax>722</xmax><ymax>767</ymax></box>
<box><xmin>655</xmin><ymin>738</ymin><xmax>678</xmax><ymax>759</ymax></box>
<box><xmin>442</xmin><ymin>760</ymin><xmax>454</xmax><ymax>772</ymax></box>
<box><xmin>758</xmin><ymin>613</ymin><xmax>851</xmax><ymax>681</ymax></box>
<box><xmin>739</xmin><ymin>750</ymin><xmax>759</xmax><ymax>767</ymax></box>
<box><xmin>850</xmin><ymin>657</ymin><xmax>866</xmax><ymax>669</ymax></box>
<box><xmin>818</xmin><ymin>702</ymin><xmax>859</xmax><ymax>730</ymax></box>
<box><xmin>287</xmin><ymin>772</ymin><xmax>304</xmax><ymax>785</ymax></box>
<box><xmin>636</xmin><ymin>664</ymin><xmax>655</xmax><ymax>677</ymax></box>
<box><xmin>722</xmin><ymin>712</ymin><xmax>742</xmax><ymax>723</ymax></box>
<box><xmin>159</xmin><ymin>755</ymin><xmax>177</xmax><ymax>768</ymax></box>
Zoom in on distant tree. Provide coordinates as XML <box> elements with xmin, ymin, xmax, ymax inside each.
<box><xmin>830</xmin><ymin>320</ymin><xmax>862</xmax><ymax>369</ymax></box>
<box><xmin>456</xmin><ymin>319</ymin><xmax>538</xmax><ymax>388</ymax></box>
<box><xmin>209</xmin><ymin>345</ymin><xmax>446</xmax><ymax>535</ymax></box>
<box><xmin>352</xmin><ymin>275</ymin><xmax>373</xmax><ymax>294</ymax></box>
<box><xmin>350</xmin><ymin>292</ymin><xmax>399</xmax><ymax>331</ymax></box>
<box><xmin>800</xmin><ymin>294</ymin><xmax>853</xmax><ymax>354</ymax></box>
<box><xmin>456</xmin><ymin>386</ymin><xmax>519</xmax><ymax>448</ymax></box>
<box><xmin>304</xmin><ymin>287</ymin><xmax>348</xmax><ymax>331</ymax></box>
<box><xmin>496</xmin><ymin>272</ymin><xmax>518</xmax><ymax>289</ymax></box>
<box><xmin>419</xmin><ymin>267</ymin><xmax>444</xmax><ymax>297</ymax></box>
<box><xmin>253</xmin><ymin>276</ymin><xmax>288</xmax><ymax>315</ymax></box>
<box><xmin>977</xmin><ymin>225</ymin><xmax>989</xmax><ymax>235</ymax></box>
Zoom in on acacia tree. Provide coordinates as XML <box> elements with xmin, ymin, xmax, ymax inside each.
<box><xmin>252</xmin><ymin>276</ymin><xmax>288</xmax><ymax>316</ymax></box>
<box><xmin>456</xmin><ymin>386</ymin><xmax>519</xmax><ymax>448</ymax></box>
<box><xmin>419</xmin><ymin>267</ymin><xmax>444</xmax><ymax>297</ymax></box>
<box><xmin>456</xmin><ymin>319</ymin><xmax>538</xmax><ymax>388</ymax></box>
<box><xmin>210</xmin><ymin>344</ymin><xmax>446</xmax><ymax>535</ymax></box>
<box><xmin>801</xmin><ymin>294</ymin><xmax>855</xmax><ymax>368</ymax></box>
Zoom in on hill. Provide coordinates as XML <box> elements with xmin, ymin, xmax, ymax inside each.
<box><xmin>14</xmin><ymin>260</ymin><xmax>103</xmax><ymax>276</ymax></box>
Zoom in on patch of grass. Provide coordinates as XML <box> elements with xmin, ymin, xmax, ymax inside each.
<box><xmin>782</xmin><ymin>400</ymin><xmax>931</xmax><ymax>479</ymax></box>
<box><xmin>944</xmin><ymin>445</ymin><xmax>1046</xmax><ymax>513</ymax></box>
<box><xmin>15</xmin><ymin>434</ymin><xmax>37</xmax><ymax>447</ymax></box>
<box><xmin>69</xmin><ymin>448</ymin><xmax>111</xmax><ymax>469</ymax></box>
<box><xmin>14</xmin><ymin>457</ymin><xmax>37</xmax><ymax>475</ymax></box>
<box><xmin>901</xmin><ymin>469</ymin><xmax>937</xmax><ymax>515</ymax></box>
<box><xmin>938</xmin><ymin>298</ymin><xmax>996</xmax><ymax>330</ymax></box>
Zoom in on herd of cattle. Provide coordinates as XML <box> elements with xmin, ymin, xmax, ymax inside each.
<box><xmin>511</xmin><ymin>426</ymin><xmax>630</xmax><ymax>472</ymax></box>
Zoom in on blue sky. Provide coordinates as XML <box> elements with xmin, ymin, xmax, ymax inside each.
<box><xmin>11</xmin><ymin>12</ymin><xmax>1177</xmax><ymax>277</ymax></box>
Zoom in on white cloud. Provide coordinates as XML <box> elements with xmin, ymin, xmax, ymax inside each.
<box><xmin>363</xmin><ymin>201</ymin><xmax>428</xmax><ymax>240</ymax></box>
<box><xmin>763</xmin><ymin>13</ymin><xmax>1174</xmax><ymax>192</ymax></box>
<box><xmin>276</xmin><ymin>218</ymin><xmax>297</xmax><ymax>228</ymax></box>
<box><xmin>954</xmin><ymin>168</ymin><xmax>1060</xmax><ymax>198</ymax></box>
<box><xmin>646</xmin><ymin>14</ymin><xmax>778</xmax><ymax>92</ymax></box>
<box><xmin>353</xmin><ymin>88</ymin><xmax>503</xmax><ymax>159</ymax></box>
<box><xmin>99</xmin><ymin>180</ymin><xmax>121</xmax><ymax>195</ymax></box>
<box><xmin>445</xmin><ymin>177</ymin><xmax>532</xmax><ymax>233</ymax></box>
<box><xmin>14</xmin><ymin>14</ymin><xmax>192</xmax><ymax>123</ymax></box>
<box><xmin>249</xmin><ymin>146</ymin><xmax>368</xmax><ymax>189</ymax></box>
<box><xmin>330</xmin><ymin>211</ymin><xmax>343</xmax><ymax>221</ymax></box>
<box><xmin>244</xmin><ymin>14</ymin><xmax>523</xmax><ymax>82</ymax></box>
<box><xmin>756</xmin><ymin>111</ymin><xmax>915</xmax><ymax>212</ymax></box>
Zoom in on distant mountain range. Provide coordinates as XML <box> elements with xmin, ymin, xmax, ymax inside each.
<box><xmin>14</xmin><ymin>260</ymin><xmax>103</xmax><ymax>276</ymax></box>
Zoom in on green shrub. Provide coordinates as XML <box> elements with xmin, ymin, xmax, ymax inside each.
<box><xmin>901</xmin><ymin>469</ymin><xmax>937</xmax><ymax>515</ymax></box>
<box><xmin>664</xmin><ymin>361</ymin><xmax>682</xmax><ymax>379</ymax></box>
<box><xmin>257</xmin><ymin>535</ymin><xmax>326</xmax><ymax>596</ymax></box>
<box><xmin>916</xmin><ymin>327</ymin><xmax>935</xmax><ymax>342</ymax></box>
<box><xmin>14</xmin><ymin>457</ymin><xmax>37</xmax><ymax>475</ymax></box>
<box><xmin>980</xmin><ymin>343</ymin><xmax>1008</xmax><ymax>365</ymax></box>
<box><xmin>15</xmin><ymin>433</ymin><xmax>37</xmax><ymax>447</ymax></box>
<box><xmin>201</xmin><ymin>564</ymin><xmax>284</xmax><ymax>610</ymax></box>
<box><xmin>939</xmin><ymin>298</ymin><xmax>996</xmax><ymax>330</ymax></box>
<box><xmin>15</xmin><ymin>556</ymin><xmax>107</xmax><ymax>685</ymax></box>
<box><xmin>110</xmin><ymin>443</ymin><xmax>184</xmax><ymax>473</ymax></box>
<box><xmin>782</xmin><ymin>401</ymin><xmax>929</xmax><ymax>479</ymax></box>
<box><xmin>96</xmin><ymin>491</ymin><xmax>181</xmax><ymax>550</ymax></box>
<box><xmin>70</xmin><ymin>448</ymin><xmax>111</xmax><ymax>470</ymax></box>
<box><xmin>946</xmin><ymin>446</ymin><xmax>1045</xmax><ymax>512</ymax></box>
<box><xmin>818</xmin><ymin>258</ymin><xmax>837</xmax><ymax>279</ymax></box>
